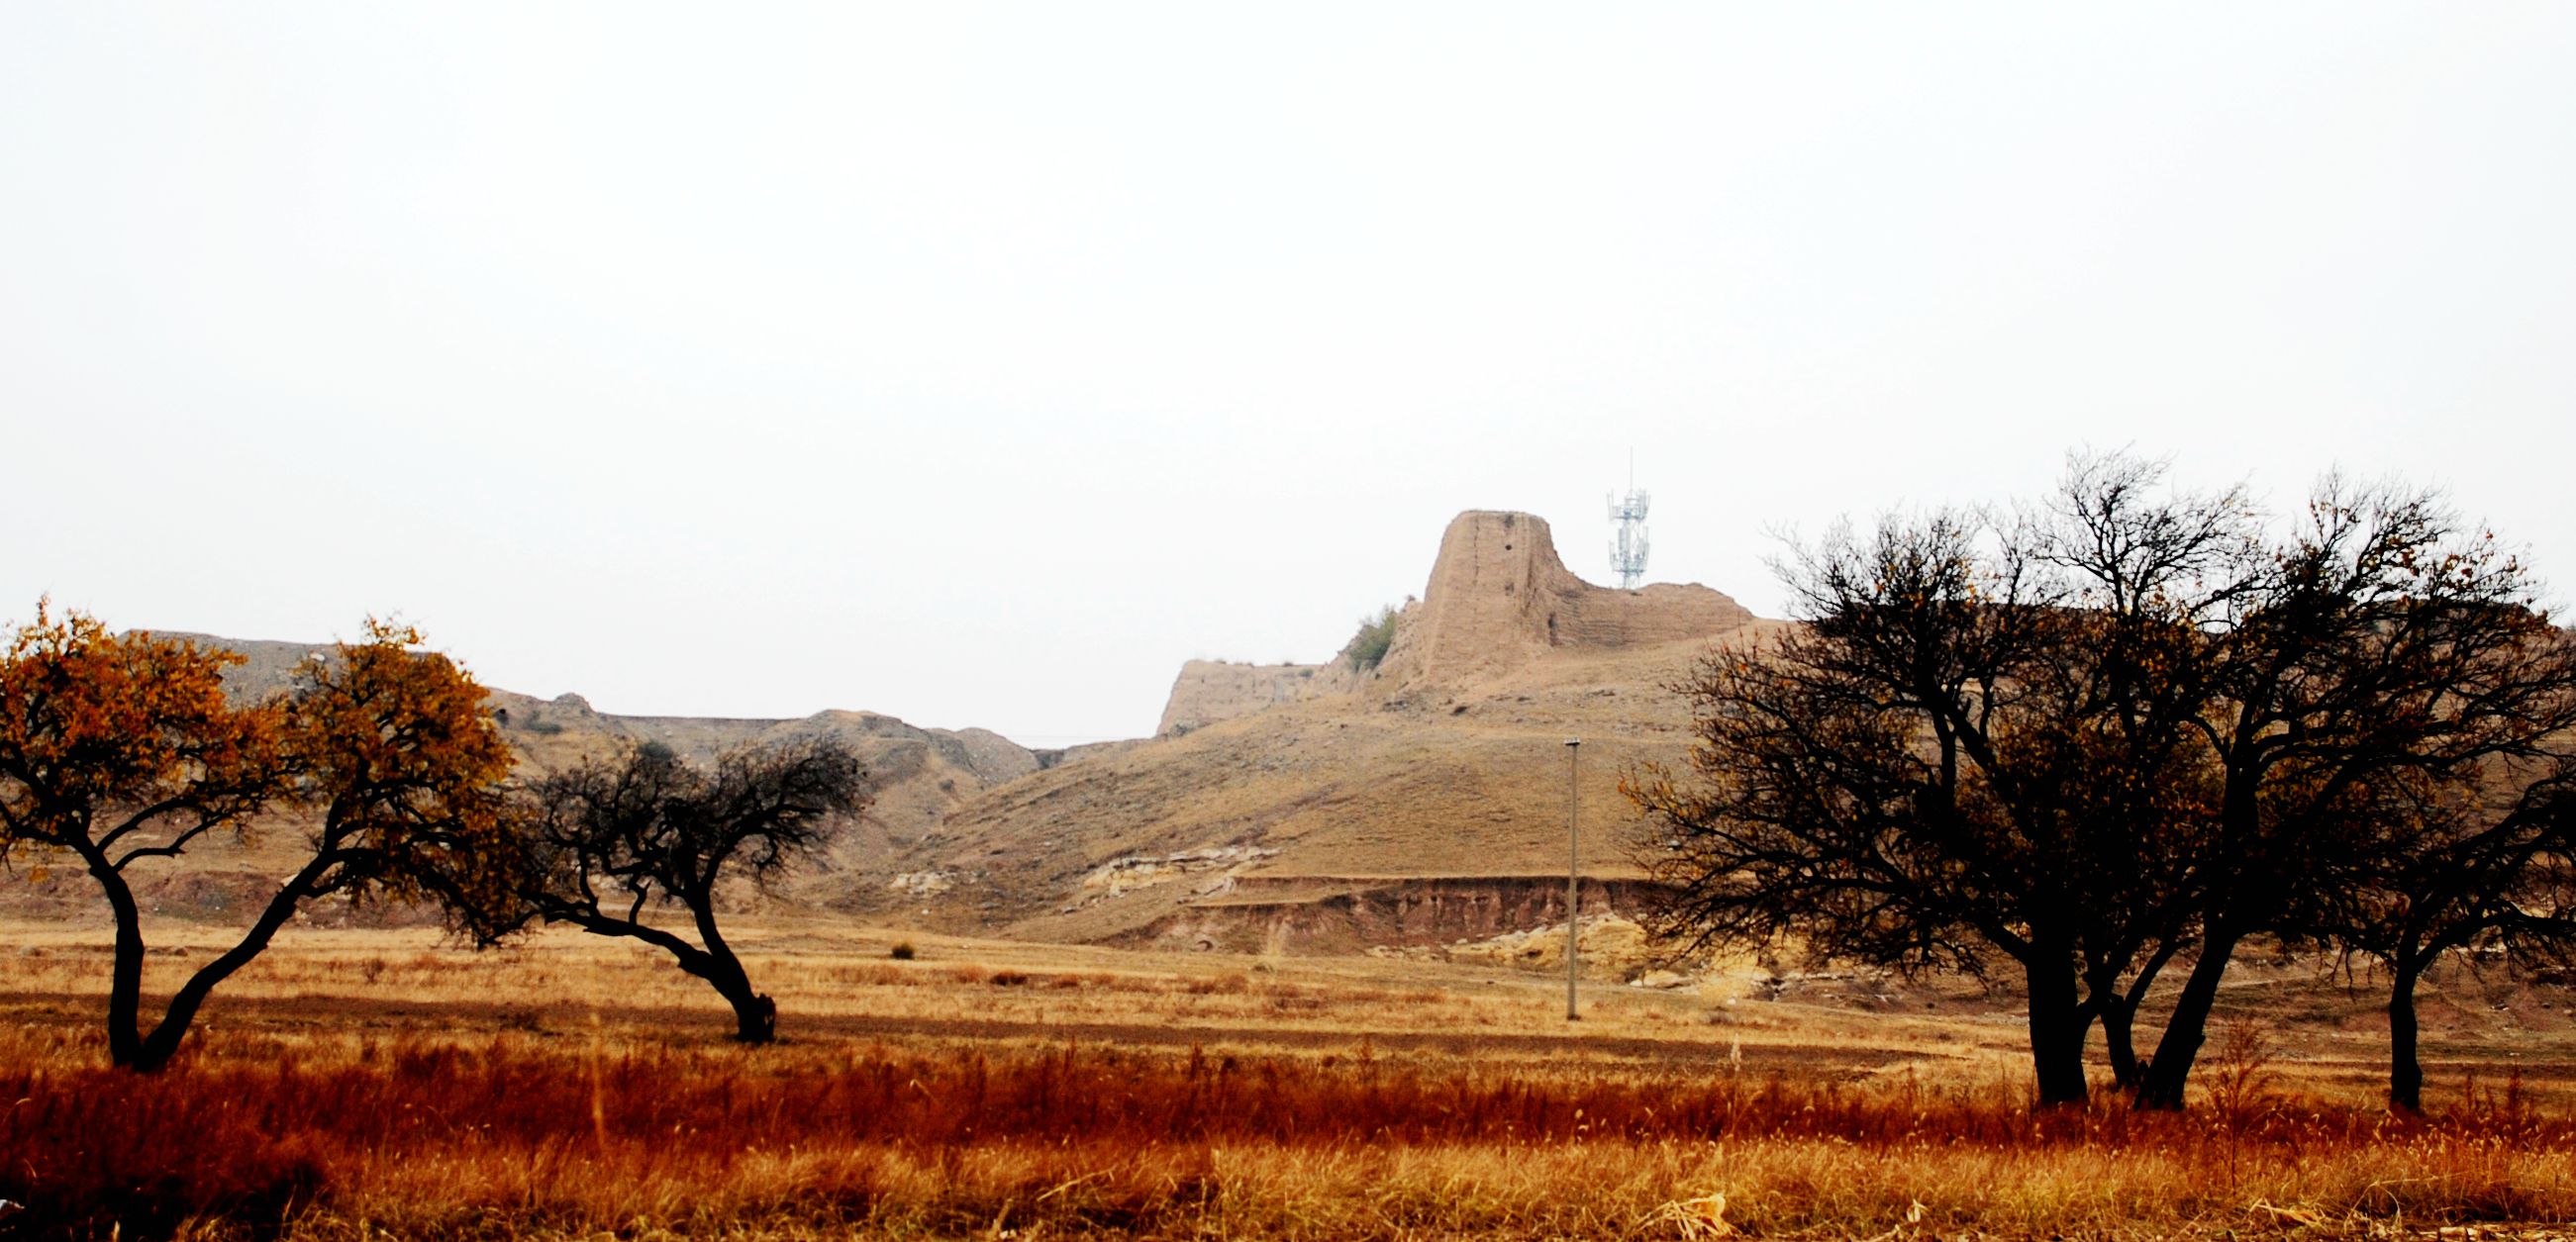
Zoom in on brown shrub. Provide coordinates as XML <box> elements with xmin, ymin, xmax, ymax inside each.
<box><xmin>5</xmin><ymin>1033</ymin><xmax>2574</xmax><ymax>1240</ymax></box>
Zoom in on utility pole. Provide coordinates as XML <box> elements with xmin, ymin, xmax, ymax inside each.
<box><xmin>1565</xmin><ymin>737</ymin><xmax>1581</xmax><ymax>1021</ymax></box>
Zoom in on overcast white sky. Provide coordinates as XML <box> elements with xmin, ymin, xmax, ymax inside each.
<box><xmin>5</xmin><ymin>6</ymin><xmax>2573</xmax><ymax>745</ymax></box>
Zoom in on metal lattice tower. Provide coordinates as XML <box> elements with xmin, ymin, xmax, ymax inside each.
<box><xmin>1608</xmin><ymin>482</ymin><xmax>1650</xmax><ymax>590</ymax></box>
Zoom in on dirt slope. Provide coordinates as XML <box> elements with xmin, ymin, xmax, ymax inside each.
<box><xmin>31</xmin><ymin>633</ymin><xmax>1055</xmax><ymax>919</ymax></box>
<box><xmin>875</xmin><ymin>511</ymin><xmax>1769</xmax><ymax>945</ymax></box>
<box><xmin>29</xmin><ymin>509</ymin><xmax>1760</xmax><ymax>947</ymax></box>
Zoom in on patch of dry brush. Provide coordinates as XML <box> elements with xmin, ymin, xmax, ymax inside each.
<box><xmin>6</xmin><ymin>1026</ymin><xmax>2575</xmax><ymax>1240</ymax></box>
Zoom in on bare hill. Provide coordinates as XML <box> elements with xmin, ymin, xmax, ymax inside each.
<box><xmin>45</xmin><ymin>510</ymin><xmax>1759</xmax><ymax>948</ymax></box>
<box><xmin>42</xmin><ymin>631</ymin><xmax>1056</xmax><ymax>919</ymax></box>
<box><xmin>872</xmin><ymin>511</ymin><xmax>1767</xmax><ymax>948</ymax></box>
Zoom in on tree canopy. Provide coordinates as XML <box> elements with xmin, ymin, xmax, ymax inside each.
<box><xmin>507</xmin><ymin>735</ymin><xmax>871</xmax><ymax>1043</ymax></box>
<box><xmin>0</xmin><ymin>608</ymin><xmax>517</xmax><ymax>1071</ymax></box>
<box><xmin>1630</xmin><ymin>453</ymin><xmax>2576</xmax><ymax>1108</ymax></box>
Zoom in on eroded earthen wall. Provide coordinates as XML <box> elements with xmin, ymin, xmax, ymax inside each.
<box><xmin>1375</xmin><ymin>511</ymin><xmax>1752</xmax><ymax>684</ymax></box>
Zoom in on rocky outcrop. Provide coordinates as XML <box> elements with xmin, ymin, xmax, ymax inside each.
<box><xmin>1374</xmin><ymin>511</ymin><xmax>1751</xmax><ymax>687</ymax></box>
<box><xmin>1144</xmin><ymin>509</ymin><xmax>1753</xmax><ymax>736</ymax></box>
<box><xmin>1154</xmin><ymin>659</ymin><xmax>1358</xmax><ymax>737</ymax></box>
<box><xmin>1134</xmin><ymin>875</ymin><xmax>1668</xmax><ymax>954</ymax></box>
<box><xmin>143</xmin><ymin>631</ymin><xmax>340</xmax><ymax>703</ymax></box>
<box><xmin>159</xmin><ymin>628</ymin><xmax>1045</xmax><ymax>789</ymax></box>
<box><xmin>142</xmin><ymin>631</ymin><xmax>1049</xmax><ymax>914</ymax></box>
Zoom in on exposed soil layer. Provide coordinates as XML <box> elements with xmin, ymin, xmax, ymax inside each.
<box><xmin>0</xmin><ymin>988</ymin><xmax>1921</xmax><ymax>1075</ymax></box>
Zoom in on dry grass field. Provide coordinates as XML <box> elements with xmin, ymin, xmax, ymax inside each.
<box><xmin>7</xmin><ymin>916</ymin><xmax>2576</xmax><ymax>1240</ymax></box>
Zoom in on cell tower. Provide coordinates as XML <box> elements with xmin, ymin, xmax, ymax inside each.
<box><xmin>1608</xmin><ymin>476</ymin><xmax>1650</xmax><ymax>590</ymax></box>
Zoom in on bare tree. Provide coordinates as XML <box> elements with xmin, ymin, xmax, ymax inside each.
<box><xmin>2019</xmin><ymin>453</ymin><xmax>2260</xmax><ymax>1088</ymax></box>
<box><xmin>513</xmin><ymin>736</ymin><xmax>869</xmax><ymax>1043</ymax></box>
<box><xmin>2301</xmin><ymin>765</ymin><xmax>2576</xmax><ymax>1110</ymax></box>
<box><xmin>2130</xmin><ymin>485</ymin><xmax>2576</xmax><ymax>1108</ymax></box>
<box><xmin>1636</xmin><ymin>456</ymin><xmax>2576</xmax><ymax>1109</ymax></box>
<box><xmin>1628</xmin><ymin>482</ymin><xmax>2237</xmax><ymax>1106</ymax></box>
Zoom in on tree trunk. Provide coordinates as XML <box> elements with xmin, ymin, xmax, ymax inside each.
<box><xmin>87</xmin><ymin>847</ymin><xmax>150</xmax><ymax>1069</ymax></box>
<box><xmin>543</xmin><ymin>904</ymin><xmax>776</xmax><ymax>1043</ymax></box>
<box><xmin>2026</xmin><ymin>955</ymin><xmax>2092</xmax><ymax>1107</ymax></box>
<box><xmin>690</xmin><ymin>896</ymin><xmax>776</xmax><ymax>1045</ymax></box>
<box><xmin>2135</xmin><ymin>930</ymin><xmax>2241</xmax><ymax>1109</ymax></box>
<box><xmin>726</xmin><ymin>984</ymin><xmax>778</xmax><ymax>1045</ymax></box>
<box><xmin>2389</xmin><ymin>956</ymin><xmax>2427</xmax><ymax>1113</ymax></box>
<box><xmin>654</xmin><ymin>943</ymin><xmax>773</xmax><ymax>1043</ymax></box>
<box><xmin>2100</xmin><ymin>937</ymin><xmax>2184</xmax><ymax>1090</ymax></box>
<box><xmin>2101</xmin><ymin>993</ymin><xmax>2142</xmax><ymax>1089</ymax></box>
<box><xmin>129</xmin><ymin>862</ymin><xmax>327</xmax><ymax>1073</ymax></box>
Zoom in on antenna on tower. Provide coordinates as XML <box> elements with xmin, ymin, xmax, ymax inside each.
<box><xmin>1608</xmin><ymin>457</ymin><xmax>1650</xmax><ymax>590</ymax></box>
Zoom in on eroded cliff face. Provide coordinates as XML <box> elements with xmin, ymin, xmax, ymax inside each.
<box><xmin>1155</xmin><ymin>659</ymin><xmax>1357</xmax><ymax>737</ymax></box>
<box><xmin>1143</xmin><ymin>509</ymin><xmax>1753</xmax><ymax>738</ymax></box>
<box><xmin>122</xmin><ymin>632</ymin><xmax>1047</xmax><ymax>922</ymax></box>
<box><xmin>1132</xmin><ymin>876</ymin><xmax>1667</xmax><ymax>955</ymax></box>
<box><xmin>1372</xmin><ymin>511</ymin><xmax>1752</xmax><ymax>687</ymax></box>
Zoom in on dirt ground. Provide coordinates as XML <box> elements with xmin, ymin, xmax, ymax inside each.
<box><xmin>8</xmin><ymin>913</ymin><xmax>2573</xmax><ymax>1108</ymax></box>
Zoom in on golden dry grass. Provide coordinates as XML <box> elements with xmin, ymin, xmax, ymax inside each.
<box><xmin>7</xmin><ymin>916</ymin><xmax>2576</xmax><ymax>1240</ymax></box>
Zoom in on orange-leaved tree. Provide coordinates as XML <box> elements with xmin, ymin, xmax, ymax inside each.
<box><xmin>0</xmin><ymin>606</ymin><xmax>517</xmax><ymax>1071</ymax></box>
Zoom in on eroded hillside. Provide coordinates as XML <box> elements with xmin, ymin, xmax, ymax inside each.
<box><xmin>21</xmin><ymin>510</ymin><xmax>1763</xmax><ymax>951</ymax></box>
<box><xmin>19</xmin><ymin>633</ymin><xmax>1056</xmax><ymax>922</ymax></box>
<box><xmin>865</xmin><ymin>511</ymin><xmax>1768</xmax><ymax>948</ymax></box>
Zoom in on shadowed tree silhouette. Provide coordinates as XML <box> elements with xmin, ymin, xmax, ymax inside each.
<box><xmin>513</xmin><ymin>736</ymin><xmax>869</xmax><ymax>1043</ymax></box>
<box><xmin>1631</xmin><ymin>513</ymin><xmax>2185</xmax><ymax>1104</ymax></box>
<box><xmin>2302</xmin><ymin>766</ymin><xmax>2576</xmax><ymax>1111</ymax></box>
<box><xmin>1631</xmin><ymin>453</ymin><xmax>2576</xmax><ymax>1110</ymax></box>
<box><xmin>1629</xmin><ymin>454</ymin><xmax>2256</xmax><ymax>1107</ymax></box>
<box><xmin>2130</xmin><ymin>483</ymin><xmax>2576</xmax><ymax>1108</ymax></box>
